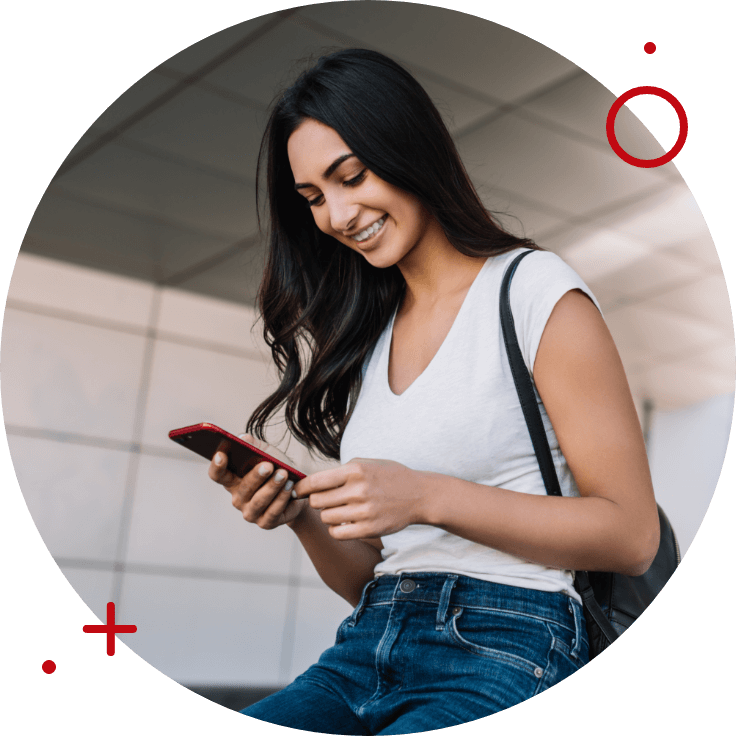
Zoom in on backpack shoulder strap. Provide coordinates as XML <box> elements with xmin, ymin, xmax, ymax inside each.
<box><xmin>499</xmin><ymin>250</ymin><xmax>562</xmax><ymax>497</ymax></box>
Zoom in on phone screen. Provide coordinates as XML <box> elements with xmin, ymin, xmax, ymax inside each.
<box><xmin>169</xmin><ymin>423</ymin><xmax>305</xmax><ymax>483</ymax></box>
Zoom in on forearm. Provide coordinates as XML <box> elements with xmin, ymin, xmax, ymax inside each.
<box><xmin>419</xmin><ymin>471</ymin><xmax>660</xmax><ymax>576</ymax></box>
<box><xmin>288</xmin><ymin>504</ymin><xmax>382</xmax><ymax>606</ymax></box>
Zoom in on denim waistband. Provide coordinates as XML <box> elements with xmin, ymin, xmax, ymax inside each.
<box><xmin>358</xmin><ymin>573</ymin><xmax>582</xmax><ymax>629</ymax></box>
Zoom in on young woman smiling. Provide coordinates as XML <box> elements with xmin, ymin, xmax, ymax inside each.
<box><xmin>208</xmin><ymin>48</ymin><xmax>660</xmax><ymax>734</ymax></box>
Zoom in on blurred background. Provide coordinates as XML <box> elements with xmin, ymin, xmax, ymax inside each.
<box><xmin>2</xmin><ymin>2</ymin><xmax>733</xmax><ymax>713</ymax></box>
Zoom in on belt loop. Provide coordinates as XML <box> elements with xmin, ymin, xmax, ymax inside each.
<box><xmin>435</xmin><ymin>575</ymin><xmax>458</xmax><ymax>630</ymax></box>
<box><xmin>569</xmin><ymin>597</ymin><xmax>586</xmax><ymax>660</ymax></box>
<box><xmin>349</xmin><ymin>577</ymin><xmax>377</xmax><ymax>627</ymax></box>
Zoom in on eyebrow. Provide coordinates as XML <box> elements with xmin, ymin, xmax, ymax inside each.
<box><xmin>294</xmin><ymin>153</ymin><xmax>356</xmax><ymax>191</ymax></box>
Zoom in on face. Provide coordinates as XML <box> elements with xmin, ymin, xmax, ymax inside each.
<box><xmin>287</xmin><ymin>118</ymin><xmax>438</xmax><ymax>269</ymax></box>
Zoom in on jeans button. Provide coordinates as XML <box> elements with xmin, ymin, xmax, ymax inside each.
<box><xmin>451</xmin><ymin>606</ymin><xmax>461</xmax><ymax>615</ymax></box>
<box><xmin>399</xmin><ymin>579</ymin><xmax>416</xmax><ymax>593</ymax></box>
<box><xmin>534</xmin><ymin>667</ymin><xmax>544</xmax><ymax>678</ymax></box>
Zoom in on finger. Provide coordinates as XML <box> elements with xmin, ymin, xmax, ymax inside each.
<box><xmin>208</xmin><ymin>451</ymin><xmax>239</xmax><ymax>487</ymax></box>
<box><xmin>256</xmin><ymin>481</ymin><xmax>296</xmax><ymax>529</ymax></box>
<box><xmin>243</xmin><ymin>469</ymin><xmax>291</xmax><ymax>522</ymax></box>
<box><xmin>307</xmin><ymin>486</ymin><xmax>356</xmax><ymax>511</ymax></box>
<box><xmin>294</xmin><ymin>465</ymin><xmax>348</xmax><ymax>500</ymax></box>
<box><xmin>319</xmin><ymin>504</ymin><xmax>360</xmax><ymax>526</ymax></box>
<box><xmin>327</xmin><ymin>523</ymin><xmax>362</xmax><ymax>541</ymax></box>
<box><xmin>231</xmin><ymin>461</ymin><xmax>275</xmax><ymax>508</ymax></box>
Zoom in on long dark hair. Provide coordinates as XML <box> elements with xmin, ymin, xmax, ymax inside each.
<box><xmin>247</xmin><ymin>48</ymin><xmax>540</xmax><ymax>460</ymax></box>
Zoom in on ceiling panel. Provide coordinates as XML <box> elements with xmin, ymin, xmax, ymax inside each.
<box><xmin>646</xmin><ymin>272</ymin><xmax>735</xmax><ymax>332</ymax></box>
<box><xmin>560</xmin><ymin>228</ymin><xmax>650</xmax><ymax>283</ymax></box>
<box><xmin>598</xmin><ymin>185</ymin><xmax>712</xmax><ymax>249</ymax></box>
<box><xmin>22</xmin><ymin>187</ymin><xmax>236</xmax><ymax>283</ymax></box>
<box><xmin>193</xmin><ymin>18</ymin><xmax>341</xmax><ymax>106</ymax></box>
<box><xmin>478</xmin><ymin>188</ymin><xmax>568</xmax><ymax>240</ymax></box>
<box><xmin>457</xmin><ymin>113</ymin><xmax>667</xmax><ymax>217</ymax></box>
<box><xmin>120</xmin><ymin>84</ymin><xmax>266</xmax><ymax>181</ymax></box>
<box><xmin>174</xmin><ymin>241</ymin><xmax>266</xmax><ymax>306</ymax></box>
<box><xmin>525</xmin><ymin>72</ymin><xmax>617</xmax><ymax>140</ymax></box>
<box><xmin>523</xmin><ymin>72</ymin><xmax>680</xmax><ymax>179</ymax></box>
<box><xmin>296</xmin><ymin>3</ymin><xmax>576</xmax><ymax>102</ymax></box>
<box><xmin>587</xmin><ymin>251</ymin><xmax>706</xmax><ymax>312</ymax></box>
<box><xmin>54</xmin><ymin>142</ymin><xmax>257</xmax><ymax>239</ymax></box>
<box><xmin>160</xmin><ymin>15</ymin><xmax>278</xmax><ymax>76</ymax></box>
<box><xmin>89</xmin><ymin>73</ymin><xmax>177</xmax><ymax>134</ymax></box>
<box><xmin>604</xmin><ymin>303</ymin><xmax>725</xmax><ymax>362</ymax></box>
<box><xmin>411</xmin><ymin>72</ymin><xmax>499</xmax><ymax>135</ymax></box>
<box><xmin>664</xmin><ymin>239</ymin><xmax>723</xmax><ymax>269</ymax></box>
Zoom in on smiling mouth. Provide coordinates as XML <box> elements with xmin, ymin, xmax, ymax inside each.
<box><xmin>350</xmin><ymin>215</ymin><xmax>387</xmax><ymax>243</ymax></box>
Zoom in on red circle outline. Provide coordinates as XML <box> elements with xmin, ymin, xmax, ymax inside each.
<box><xmin>606</xmin><ymin>86</ymin><xmax>687</xmax><ymax>168</ymax></box>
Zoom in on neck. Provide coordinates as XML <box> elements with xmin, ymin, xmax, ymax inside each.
<box><xmin>396</xmin><ymin>221</ymin><xmax>487</xmax><ymax>310</ymax></box>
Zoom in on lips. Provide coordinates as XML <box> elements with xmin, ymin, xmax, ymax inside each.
<box><xmin>351</xmin><ymin>215</ymin><xmax>388</xmax><ymax>250</ymax></box>
<box><xmin>350</xmin><ymin>215</ymin><xmax>387</xmax><ymax>242</ymax></box>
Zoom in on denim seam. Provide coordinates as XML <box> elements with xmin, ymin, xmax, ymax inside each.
<box><xmin>350</xmin><ymin>579</ymin><xmax>377</xmax><ymax>626</ymax></box>
<box><xmin>533</xmin><ymin>635</ymin><xmax>556</xmax><ymax>696</ymax></box>
<box><xmin>451</xmin><ymin>604</ymin><xmax>577</xmax><ymax>635</ymax></box>
<box><xmin>447</xmin><ymin>614</ymin><xmax>544</xmax><ymax>677</ymax></box>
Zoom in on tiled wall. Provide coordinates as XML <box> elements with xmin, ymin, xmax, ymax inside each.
<box><xmin>3</xmin><ymin>253</ymin><xmax>731</xmax><ymax>691</ymax></box>
<box><xmin>1</xmin><ymin>252</ymin><xmax>352</xmax><ymax>689</ymax></box>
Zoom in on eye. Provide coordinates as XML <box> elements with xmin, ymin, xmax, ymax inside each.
<box><xmin>307</xmin><ymin>169</ymin><xmax>368</xmax><ymax>207</ymax></box>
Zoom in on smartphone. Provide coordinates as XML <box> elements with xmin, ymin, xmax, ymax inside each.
<box><xmin>168</xmin><ymin>422</ymin><xmax>306</xmax><ymax>484</ymax></box>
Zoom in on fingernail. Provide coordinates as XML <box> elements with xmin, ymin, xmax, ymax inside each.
<box><xmin>284</xmin><ymin>480</ymin><xmax>294</xmax><ymax>493</ymax></box>
<box><xmin>259</xmin><ymin>464</ymin><xmax>271</xmax><ymax>476</ymax></box>
<box><xmin>291</xmin><ymin>488</ymin><xmax>298</xmax><ymax>499</ymax></box>
<box><xmin>214</xmin><ymin>453</ymin><xmax>224</xmax><ymax>466</ymax></box>
<box><xmin>274</xmin><ymin>470</ymin><xmax>286</xmax><ymax>483</ymax></box>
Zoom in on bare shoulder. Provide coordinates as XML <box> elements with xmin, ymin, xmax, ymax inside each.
<box><xmin>533</xmin><ymin>288</ymin><xmax>652</xmax><ymax>502</ymax></box>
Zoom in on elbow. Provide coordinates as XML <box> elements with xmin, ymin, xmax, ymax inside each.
<box><xmin>620</xmin><ymin>515</ymin><xmax>661</xmax><ymax>577</ymax></box>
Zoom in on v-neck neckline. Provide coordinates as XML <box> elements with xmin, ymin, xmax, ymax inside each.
<box><xmin>384</xmin><ymin>257</ymin><xmax>492</xmax><ymax>399</ymax></box>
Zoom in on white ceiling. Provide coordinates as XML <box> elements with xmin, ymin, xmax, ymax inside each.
<box><xmin>20</xmin><ymin>2</ymin><xmax>733</xmax><ymax>412</ymax></box>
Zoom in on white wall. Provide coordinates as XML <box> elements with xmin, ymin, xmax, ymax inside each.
<box><xmin>2</xmin><ymin>252</ymin><xmax>732</xmax><ymax>689</ymax></box>
<box><xmin>1</xmin><ymin>252</ymin><xmax>350</xmax><ymax>689</ymax></box>
<box><xmin>647</xmin><ymin>391</ymin><xmax>734</xmax><ymax>557</ymax></box>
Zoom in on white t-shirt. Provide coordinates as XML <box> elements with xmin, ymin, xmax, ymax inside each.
<box><xmin>340</xmin><ymin>248</ymin><xmax>601</xmax><ymax>602</ymax></box>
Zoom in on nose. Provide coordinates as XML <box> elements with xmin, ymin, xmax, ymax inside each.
<box><xmin>325</xmin><ymin>190</ymin><xmax>359</xmax><ymax>235</ymax></box>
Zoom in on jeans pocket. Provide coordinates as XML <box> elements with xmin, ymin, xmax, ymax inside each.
<box><xmin>446</xmin><ymin>606</ymin><xmax>551</xmax><ymax>678</ymax></box>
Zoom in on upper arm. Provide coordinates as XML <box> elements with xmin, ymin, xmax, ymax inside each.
<box><xmin>533</xmin><ymin>290</ymin><xmax>657</xmax><ymax>525</ymax></box>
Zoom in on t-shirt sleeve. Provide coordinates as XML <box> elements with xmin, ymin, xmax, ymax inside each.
<box><xmin>508</xmin><ymin>250</ymin><xmax>602</xmax><ymax>377</ymax></box>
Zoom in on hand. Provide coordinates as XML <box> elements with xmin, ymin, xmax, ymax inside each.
<box><xmin>208</xmin><ymin>433</ymin><xmax>308</xmax><ymax>529</ymax></box>
<box><xmin>291</xmin><ymin>458</ymin><xmax>427</xmax><ymax>540</ymax></box>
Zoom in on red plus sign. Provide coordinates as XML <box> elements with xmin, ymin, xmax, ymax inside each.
<box><xmin>83</xmin><ymin>602</ymin><xmax>137</xmax><ymax>656</ymax></box>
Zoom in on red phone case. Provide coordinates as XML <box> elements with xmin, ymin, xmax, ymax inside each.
<box><xmin>168</xmin><ymin>422</ymin><xmax>306</xmax><ymax>483</ymax></box>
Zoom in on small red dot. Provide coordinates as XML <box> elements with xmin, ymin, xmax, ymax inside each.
<box><xmin>644</xmin><ymin>42</ymin><xmax>656</xmax><ymax>54</ymax></box>
<box><xmin>42</xmin><ymin>660</ymin><xmax>56</xmax><ymax>674</ymax></box>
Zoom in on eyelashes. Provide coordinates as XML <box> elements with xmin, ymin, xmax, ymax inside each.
<box><xmin>307</xmin><ymin>169</ymin><xmax>367</xmax><ymax>207</ymax></box>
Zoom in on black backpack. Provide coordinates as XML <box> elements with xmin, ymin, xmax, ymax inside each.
<box><xmin>500</xmin><ymin>250</ymin><xmax>681</xmax><ymax>658</ymax></box>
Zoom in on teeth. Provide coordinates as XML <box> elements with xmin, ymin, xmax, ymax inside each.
<box><xmin>352</xmin><ymin>216</ymin><xmax>386</xmax><ymax>242</ymax></box>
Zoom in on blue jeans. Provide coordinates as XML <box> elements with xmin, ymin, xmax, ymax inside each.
<box><xmin>242</xmin><ymin>573</ymin><xmax>589</xmax><ymax>734</ymax></box>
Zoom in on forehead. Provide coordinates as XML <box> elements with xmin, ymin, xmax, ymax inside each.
<box><xmin>287</xmin><ymin>119</ymin><xmax>352</xmax><ymax>177</ymax></box>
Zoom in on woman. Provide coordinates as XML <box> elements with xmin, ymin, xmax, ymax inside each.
<box><xmin>208</xmin><ymin>48</ymin><xmax>660</xmax><ymax>734</ymax></box>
